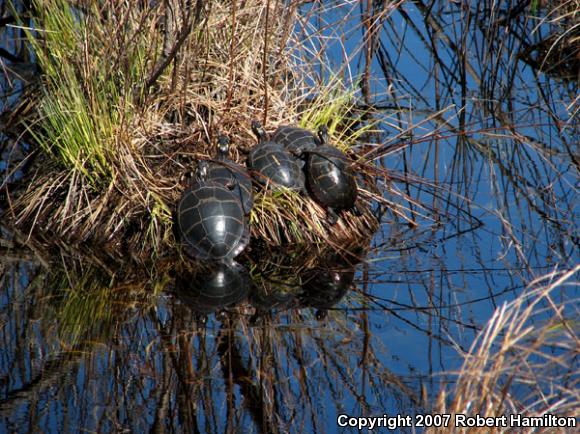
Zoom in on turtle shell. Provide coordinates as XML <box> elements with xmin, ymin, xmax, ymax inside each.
<box><xmin>306</xmin><ymin>145</ymin><xmax>358</xmax><ymax>211</ymax></box>
<box><xmin>247</xmin><ymin>141</ymin><xmax>305</xmax><ymax>190</ymax></box>
<box><xmin>299</xmin><ymin>269</ymin><xmax>353</xmax><ymax>309</ymax></box>
<box><xmin>207</xmin><ymin>161</ymin><xmax>253</xmax><ymax>215</ymax></box>
<box><xmin>177</xmin><ymin>181</ymin><xmax>249</xmax><ymax>260</ymax></box>
<box><xmin>271</xmin><ymin>125</ymin><xmax>320</xmax><ymax>155</ymax></box>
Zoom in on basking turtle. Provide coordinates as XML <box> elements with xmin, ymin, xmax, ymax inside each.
<box><xmin>176</xmin><ymin>161</ymin><xmax>249</xmax><ymax>261</ymax></box>
<box><xmin>248</xmin><ymin>120</ymin><xmax>305</xmax><ymax>191</ymax></box>
<box><xmin>305</xmin><ymin>126</ymin><xmax>362</xmax><ymax>224</ymax></box>
<box><xmin>206</xmin><ymin>135</ymin><xmax>253</xmax><ymax>215</ymax></box>
<box><xmin>271</xmin><ymin>125</ymin><xmax>320</xmax><ymax>155</ymax></box>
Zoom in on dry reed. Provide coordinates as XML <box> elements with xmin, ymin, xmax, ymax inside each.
<box><xmin>428</xmin><ymin>266</ymin><xmax>580</xmax><ymax>434</ymax></box>
<box><xmin>3</xmin><ymin>0</ymin><xmax>408</xmax><ymax>261</ymax></box>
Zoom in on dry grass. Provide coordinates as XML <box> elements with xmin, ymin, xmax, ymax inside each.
<box><xmin>521</xmin><ymin>0</ymin><xmax>580</xmax><ymax>83</ymax></box>
<box><xmin>427</xmin><ymin>266</ymin><xmax>580</xmax><ymax>434</ymax></box>
<box><xmin>2</xmin><ymin>0</ymin><xmax>408</xmax><ymax>260</ymax></box>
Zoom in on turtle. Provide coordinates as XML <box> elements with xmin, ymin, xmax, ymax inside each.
<box><xmin>305</xmin><ymin>126</ymin><xmax>362</xmax><ymax>224</ymax></box>
<box><xmin>206</xmin><ymin>135</ymin><xmax>253</xmax><ymax>215</ymax></box>
<box><xmin>247</xmin><ymin>120</ymin><xmax>305</xmax><ymax>191</ymax></box>
<box><xmin>176</xmin><ymin>161</ymin><xmax>249</xmax><ymax>261</ymax></box>
<box><xmin>271</xmin><ymin>125</ymin><xmax>320</xmax><ymax>155</ymax></box>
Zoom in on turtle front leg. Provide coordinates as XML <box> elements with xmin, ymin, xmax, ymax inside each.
<box><xmin>326</xmin><ymin>208</ymin><xmax>339</xmax><ymax>225</ymax></box>
<box><xmin>352</xmin><ymin>201</ymin><xmax>364</xmax><ymax>217</ymax></box>
<box><xmin>180</xmin><ymin>170</ymin><xmax>194</xmax><ymax>184</ymax></box>
<box><xmin>226</xmin><ymin>173</ymin><xmax>237</xmax><ymax>190</ymax></box>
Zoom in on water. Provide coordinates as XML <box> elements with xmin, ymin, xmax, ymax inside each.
<box><xmin>1</xmin><ymin>1</ymin><xmax>578</xmax><ymax>433</ymax></box>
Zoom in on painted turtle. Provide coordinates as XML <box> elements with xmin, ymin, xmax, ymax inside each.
<box><xmin>176</xmin><ymin>161</ymin><xmax>249</xmax><ymax>261</ymax></box>
<box><xmin>305</xmin><ymin>126</ymin><xmax>361</xmax><ymax>224</ymax></box>
<box><xmin>271</xmin><ymin>125</ymin><xmax>320</xmax><ymax>155</ymax></box>
<box><xmin>206</xmin><ymin>136</ymin><xmax>253</xmax><ymax>215</ymax></box>
<box><xmin>247</xmin><ymin>120</ymin><xmax>305</xmax><ymax>191</ymax></box>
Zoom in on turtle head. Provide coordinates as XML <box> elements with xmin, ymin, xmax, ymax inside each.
<box><xmin>217</xmin><ymin>135</ymin><xmax>230</xmax><ymax>157</ymax></box>
<box><xmin>196</xmin><ymin>160</ymin><xmax>209</xmax><ymax>181</ymax></box>
<box><xmin>251</xmin><ymin>120</ymin><xmax>267</xmax><ymax>142</ymax></box>
<box><xmin>317</xmin><ymin>125</ymin><xmax>329</xmax><ymax>145</ymax></box>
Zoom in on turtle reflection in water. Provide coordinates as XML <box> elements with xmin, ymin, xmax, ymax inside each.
<box><xmin>250</xmin><ymin>286</ymin><xmax>297</xmax><ymax>314</ymax></box>
<box><xmin>299</xmin><ymin>261</ymin><xmax>356</xmax><ymax>320</ymax></box>
<box><xmin>249</xmin><ymin>271</ymin><xmax>299</xmax><ymax>319</ymax></box>
<box><xmin>173</xmin><ymin>262</ymin><xmax>250</xmax><ymax>321</ymax></box>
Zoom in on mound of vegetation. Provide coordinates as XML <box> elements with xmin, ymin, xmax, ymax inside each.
<box><xmin>4</xmin><ymin>0</ymin><xmax>392</xmax><ymax>261</ymax></box>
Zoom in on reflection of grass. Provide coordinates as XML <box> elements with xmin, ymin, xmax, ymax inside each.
<box><xmin>428</xmin><ymin>267</ymin><xmax>580</xmax><ymax>433</ymax></box>
<box><xmin>51</xmin><ymin>271</ymin><xmax>116</xmax><ymax>346</ymax></box>
<box><xmin>43</xmin><ymin>262</ymin><xmax>167</xmax><ymax>347</ymax></box>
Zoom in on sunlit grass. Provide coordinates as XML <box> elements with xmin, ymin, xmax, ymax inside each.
<box><xmin>427</xmin><ymin>266</ymin><xmax>580</xmax><ymax>433</ymax></box>
<box><xmin>16</xmin><ymin>0</ymin><xmax>147</xmax><ymax>186</ymax></box>
<box><xmin>7</xmin><ymin>1</ymin><xmax>385</xmax><ymax>256</ymax></box>
<box><xmin>299</xmin><ymin>77</ymin><xmax>375</xmax><ymax>152</ymax></box>
<box><xmin>145</xmin><ymin>191</ymin><xmax>173</xmax><ymax>255</ymax></box>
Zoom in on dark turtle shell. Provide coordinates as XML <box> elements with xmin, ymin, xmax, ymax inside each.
<box><xmin>307</xmin><ymin>145</ymin><xmax>358</xmax><ymax>212</ymax></box>
<box><xmin>207</xmin><ymin>162</ymin><xmax>253</xmax><ymax>214</ymax></box>
<box><xmin>250</xmin><ymin>287</ymin><xmax>296</xmax><ymax>312</ymax></box>
<box><xmin>271</xmin><ymin>125</ymin><xmax>320</xmax><ymax>155</ymax></box>
<box><xmin>299</xmin><ymin>267</ymin><xmax>354</xmax><ymax>308</ymax></box>
<box><xmin>248</xmin><ymin>141</ymin><xmax>305</xmax><ymax>190</ymax></box>
<box><xmin>177</xmin><ymin>180</ymin><xmax>249</xmax><ymax>260</ymax></box>
<box><xmin>207</xmin><ymin>137</ymin><xmax>253</xmax><ymax>215</ymax></box>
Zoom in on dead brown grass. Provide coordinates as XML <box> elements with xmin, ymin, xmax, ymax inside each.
<box><xmin>427</xmin><ymin>266</ymin><xmax>580</xmax><ymax>434</ymax></box>
<box><xmin>3</xmin><ymin>0</ymin><xmax>407</xmax><ymax>261</ymax></box>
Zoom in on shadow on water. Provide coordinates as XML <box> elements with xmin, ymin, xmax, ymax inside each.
<box><xmin>1</xmin><ymin>0</ymin><xmax>578</xmax><ymax>432</ymax></box>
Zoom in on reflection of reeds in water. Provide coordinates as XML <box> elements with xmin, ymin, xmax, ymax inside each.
<box><xmin>521</xmin><ymin>0</ymin><xmax>579</xmax><ymax>82</ymax></box>
<box><xmin>0</xmin><ymin>247</ymin><xmax>419</xmax><ymax>431</ymax></box>
<box><xmin>1</xmin><ymin>235</ymin><xmax>577</xmax><ymax>431</ymax></box>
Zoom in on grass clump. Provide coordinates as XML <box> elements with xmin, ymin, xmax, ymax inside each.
<box><xmin>5</xmin><ymin>1</ymin><xmax>391</xmax><ymax>261</ymax></box>
<box><xmin>19</xmin><ymin>0</ymin><xmax>147</xmax><ymax>186</ymax></box>
<box><xmin>298</xmin><ymin>77</ymin><xmax>375</xmax><ymax>153</ymax></box>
